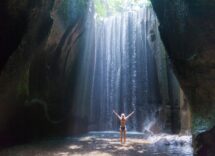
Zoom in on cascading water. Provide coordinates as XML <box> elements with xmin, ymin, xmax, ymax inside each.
<box><xmin>72</xmin><ymin>1</ymin><xmax>175</xmax><ymax>132</ymax></box>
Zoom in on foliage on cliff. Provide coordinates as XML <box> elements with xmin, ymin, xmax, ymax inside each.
<box><xmin>57</xmin><ymin>0</ymin><xmax>88</xmax><ymax>27</ymax></box>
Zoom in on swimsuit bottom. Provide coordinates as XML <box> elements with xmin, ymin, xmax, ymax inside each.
<box><xmin>120</xmin><ymin>126</ymin><xmax>126</xmax><ymax>131</ymax></box>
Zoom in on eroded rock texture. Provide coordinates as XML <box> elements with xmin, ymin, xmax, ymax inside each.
<box><xmin>150</xmin><ymin>0</ymin><xmax>215</xmax><ymax>155</ymax></box>
<box><xmin>0</xmin><ymin>0</ymin><xmax>89</xmax><ymax>146</ymax></box>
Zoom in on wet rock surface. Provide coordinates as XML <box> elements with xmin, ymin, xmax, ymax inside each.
<box><xmin>151</xmin><ymin>0</ymin><xmax>215</xmax><ymax>132</ymax></box>
<box><xmin>194</xmin><ymin>127</ymin><xmax>215</xmax><ymax>156</ymax></box>
<box><xmin>0</xmin><ymin>132</ymin><xmax>193</xmax><ymax>156</ymax></box>
<box><xmin>150</xmin><ymin>0</ymin><xmax>215</xmax><ymax>155</ymax></box>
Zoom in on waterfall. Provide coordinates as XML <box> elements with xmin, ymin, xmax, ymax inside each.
<box><xmin>72</xmin><ymin>2</ymin><xmax>172</xmax><ymax>132</ymax></box>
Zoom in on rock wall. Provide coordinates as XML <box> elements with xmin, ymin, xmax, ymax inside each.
<box><xmin>150</xmin><ymin>0</ymin><xmax>215</xmax><ymax>155</ymax></box>
<box><xmin>0</xmin><ymin>0</ymin><xmax>89</xmax><ymax>146</ymax></box>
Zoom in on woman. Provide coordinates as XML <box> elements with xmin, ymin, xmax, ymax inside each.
<box><xmin>113</xmin><ymin>110</ymin><xmax>135</xmax><ymax>143</ymax></box>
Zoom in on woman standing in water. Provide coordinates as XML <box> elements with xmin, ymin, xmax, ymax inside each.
<box><xmin>113</xmin><ymin>110</ymin><xmax>135</xmax><ymax>143</ymax></box>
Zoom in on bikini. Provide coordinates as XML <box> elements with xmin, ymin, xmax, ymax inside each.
<box><xmin>120</xmin><ymin>126</ymin><xmax>126</xmax><ymax>131</ymax></box>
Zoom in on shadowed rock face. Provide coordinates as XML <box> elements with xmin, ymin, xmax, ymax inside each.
<box><xmin>0</xmin><ymin>0</ymin><xmax>55</xmax><ymax>146</ymax></box>
<box><xmin>0</xmin><ymin>0</ymin><xmax>89</xmax><ymax>146</ymax></box>
<box><xmin>0</xmin><ymin>0</ymin><xmax>28</xmax><ymax>71</ymax></box>
<box><xmin>150</xmin><ymin>0</ymin><xmax>215</xmax><ymax>154</ymax></box>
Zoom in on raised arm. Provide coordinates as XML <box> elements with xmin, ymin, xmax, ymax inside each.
<box><xmin>126</xmin><ymin>111</ymin><xmax>135</xmax><ymax>120</ymax></box>
<box><xmin>113</xmin><ymin>110</ymin><xmax>121</xmax><ymax>120</ymax></box>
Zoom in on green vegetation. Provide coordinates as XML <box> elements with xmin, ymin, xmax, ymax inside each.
<box><xmin>108</xmin><ymin>0</ymin><xmax>124</xmax><ymax>12</ymax></box>
<box><xmin>94</xmin><ymin>0</ymin><xmax>107</xmax><ymax>17</ymax></box>
<box><xmin>94</xmin><ymin>0</ymin><xmax>151</xmax><ymax>17</ymax></box>
<box><xmin>94</xmin><ymin>0</ymin><xmax>125</xmax><ymax>17</ymax></box>
<box><xmin>57</xmin><ymin>0</ymin><xmax>88</xmax><ymax>27</ymax></box>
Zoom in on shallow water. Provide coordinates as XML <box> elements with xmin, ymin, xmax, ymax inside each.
<box><xmin>0</xmin><ymin>131</ymin><xmax>193</xmax><ymax>156</ymax></box>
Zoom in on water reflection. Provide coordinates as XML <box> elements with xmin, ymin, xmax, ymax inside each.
<box><xmin>0</xmin><ymin>131</ymin><xmax>193</xmax><ymax>156</ymax></box>
<box><xmin>87</xmin><ymin>131</ymin><xmax>193</xmax><ymax>156</ymax></box>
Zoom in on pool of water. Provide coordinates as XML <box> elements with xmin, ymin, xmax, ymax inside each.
<box><xmin>0</xmin><ymin>131</ymin><xmax>193</xmax><ymax>156</ymax></box>
<box><xmin>87</xmin><ymin>131</ymin><xmax>193</xmax><ymax>156</ymax></box>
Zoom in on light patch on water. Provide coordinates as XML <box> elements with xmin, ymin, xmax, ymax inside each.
<box><xmin>0</xmin><ymin>132</ymin><xmax>193</xmax><ymax>156</ymax></box>
<box><xmin>71</xmin><ymin>151</ymin><xmax>112</xmax><ymax>156</ymax></box>
<box><xmin>68</xmin><ymin>145</ymin><xmax>83</xmax><ymax>150</ymax></box>
<box><xmin>147</xmin><ymin>134</ymin><xmax>192</xmax><ymax>144</ymax></box>
<box><xmin>54</xmin><ymin>152</ymin><xmax>69</xmax><ymax>156</ymax></box>
<box><xmin>147</xmin><ymin>134</ymin><xmax>193</xmax><ymax>155</ymax></box>
<box><xmin>79</xmin><ymin>136</ymin><xmax>94</xmax><ymax>142</ymax></box>
<box><xmin>138</xmin><ymin>150</ymin><xmax>145</xmax><ymax>153</ymax></box>
<box><xmin>117</xmin><ymin>145</ymin><xmax>135</xmax><ymax>151</ymax></box>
